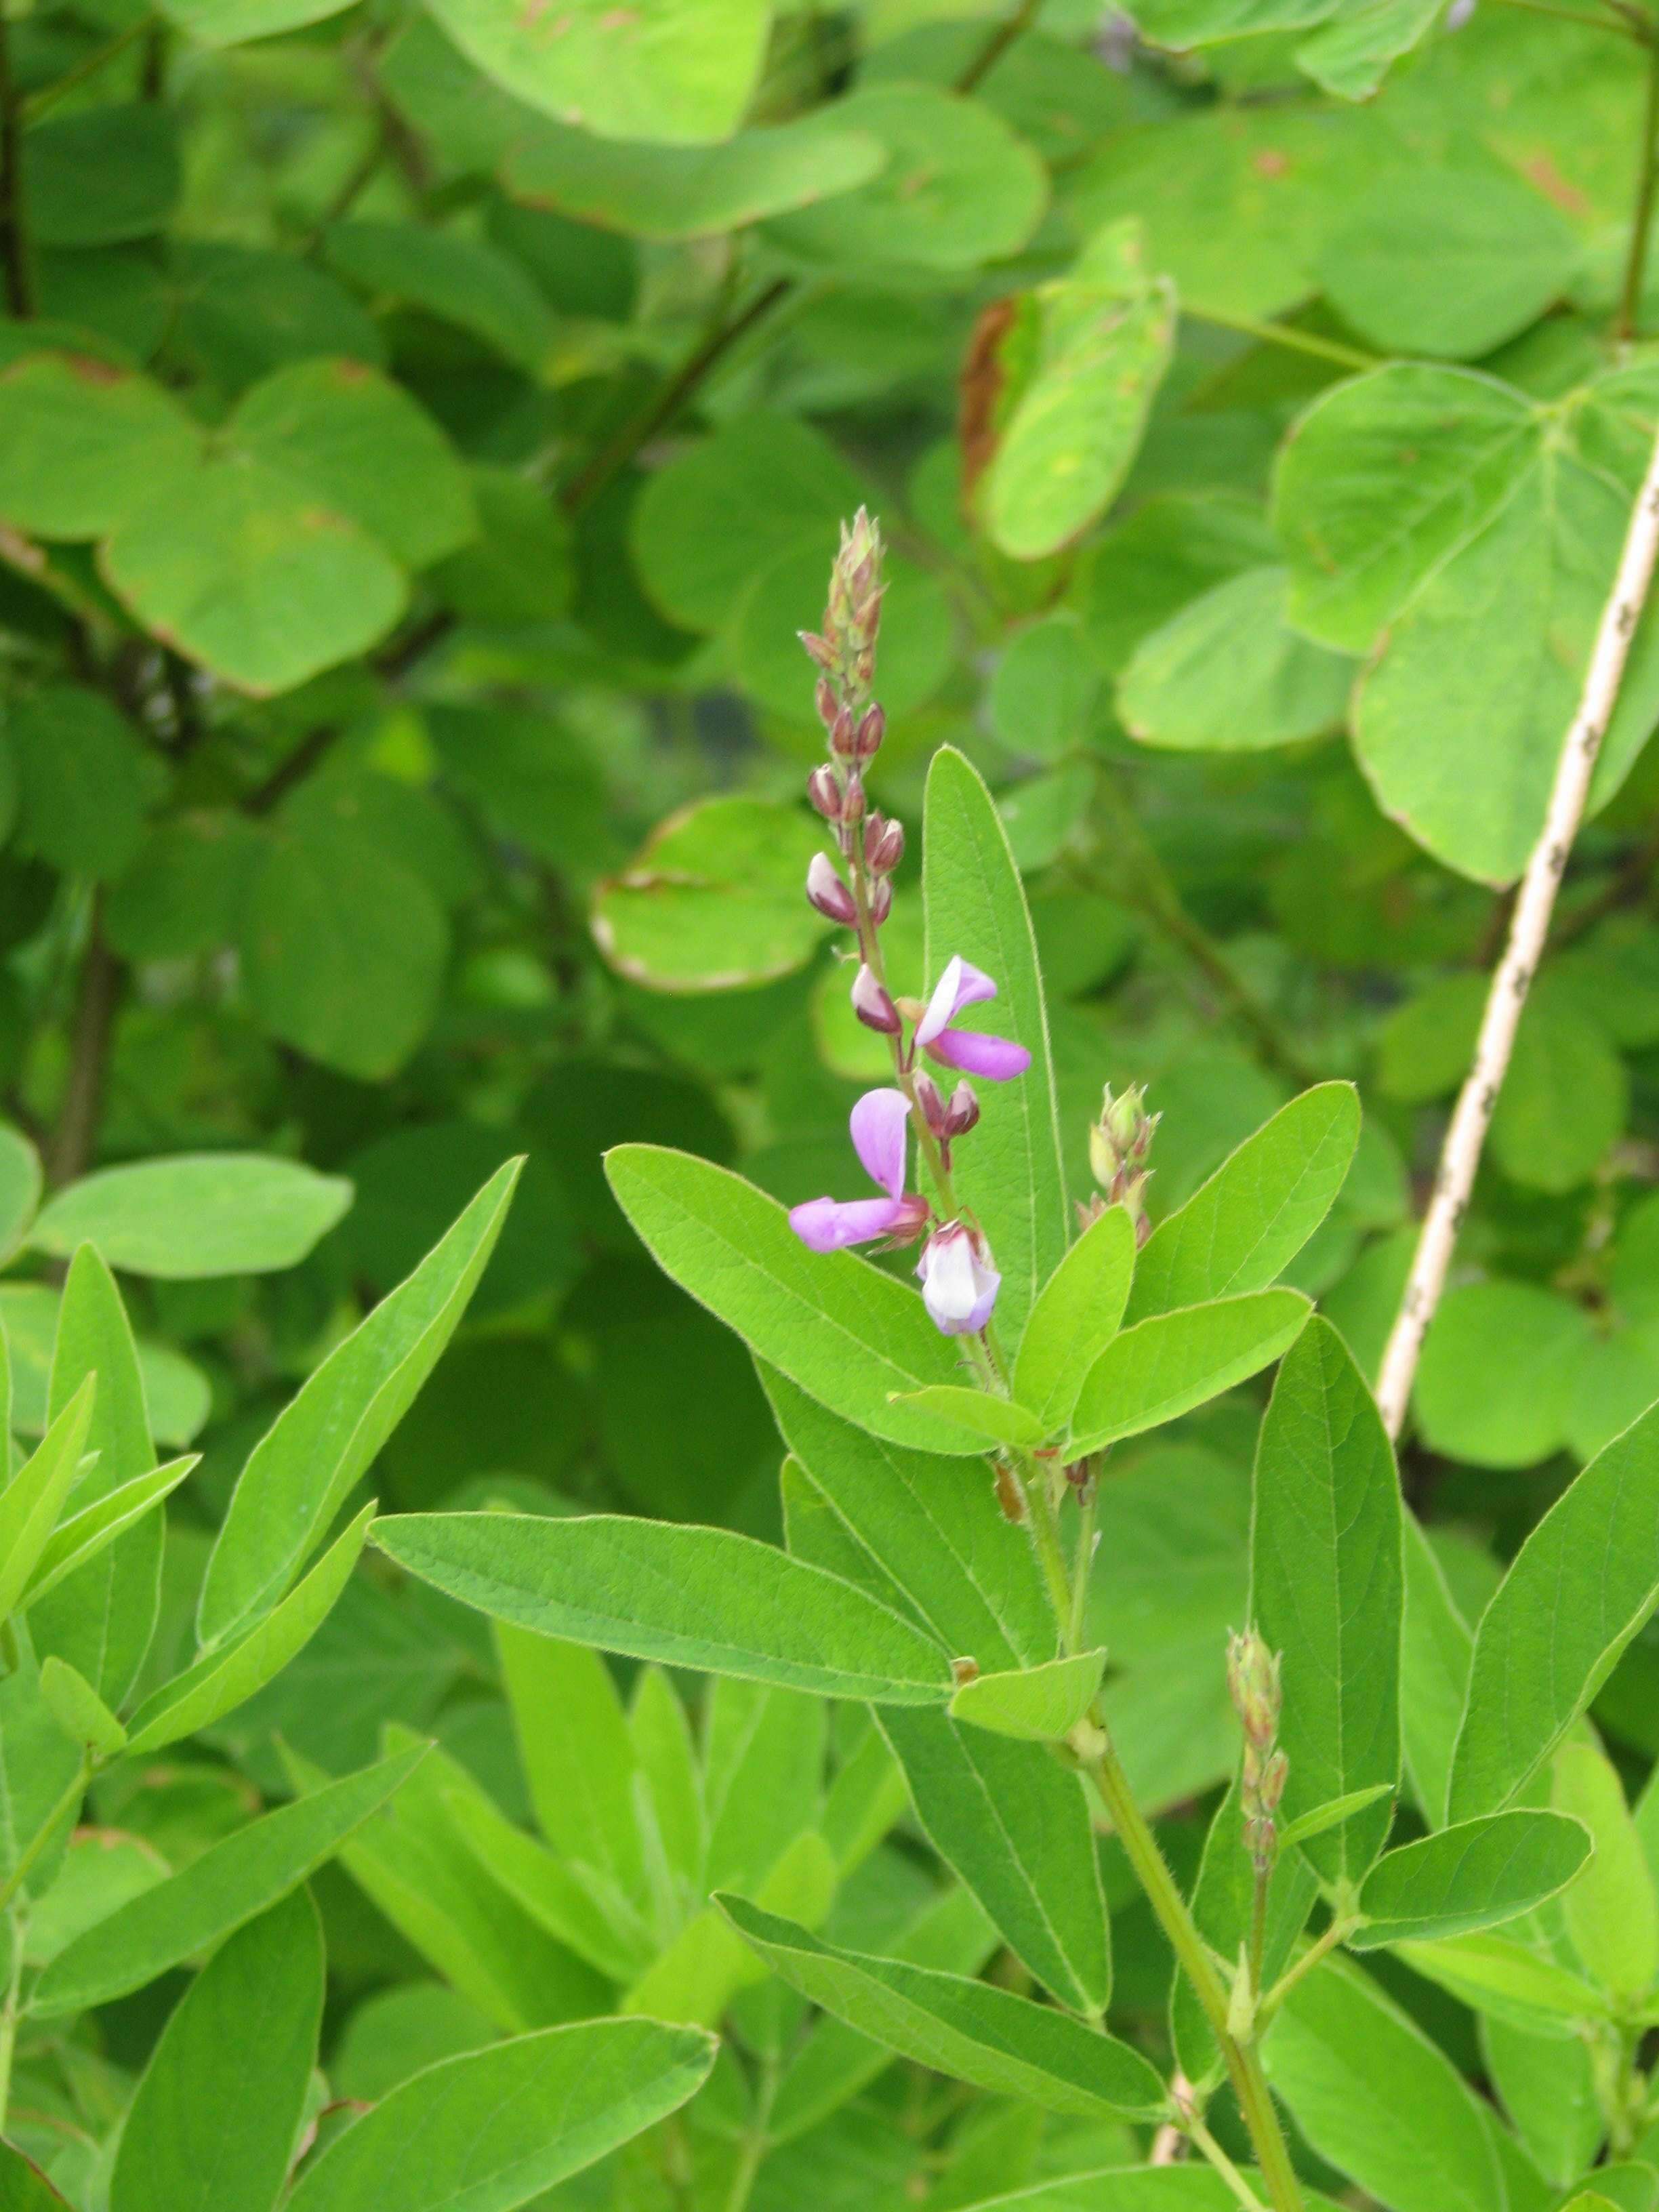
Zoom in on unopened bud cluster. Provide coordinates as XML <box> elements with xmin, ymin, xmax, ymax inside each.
<box><xmin>1088</xmin><ymin>1082</ymin><xmax>1160</xmax><ymax>1245</ymax></box>
<box><xmin>1227</xmin><ymin>1628</ymin><xmax>1287</xmax><ymax>1870</ymax></box>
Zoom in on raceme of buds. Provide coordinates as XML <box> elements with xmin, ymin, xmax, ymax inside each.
<box><xmin>806</xmin><ymin>853</ymin><xmax>857</xmax><ymax>927</ymax></box>
<box><xmin>851</xmin><ymin>964</ymin><xmax>901</xmax><ymax>1035</ymax></box>
<box><xmin>1090</xmin><ymin>1081</ymin><xmax>1160</xmax><ymax>1242</ymax></box>
<box><xmin>864</xmin><ymin>814</ymin><xmax>904</xmax><ymax>875</ymax></box>
<box><xmin>1226</xmin><ymin>1629</ymin><xmax>1281</xmax><ymax>1752</ymax></box>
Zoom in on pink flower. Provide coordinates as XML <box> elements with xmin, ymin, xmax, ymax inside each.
<box><xmin>916</xmin><ymin>1221</ymin><xmax>1000</xmax><ymax>1334</ymax></box>
<box><xmin>790</xmin><ymin>1089</ymin><xmax>929</xmax><ymax>1252</ymax></box>
<box><xmin>916</xmin><ymin>956</ymin><xmax>1031</xmax><ymax>1081</ymax></box>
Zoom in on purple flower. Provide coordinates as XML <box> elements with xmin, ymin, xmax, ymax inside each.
<box><xmin>790</xmin><ymin>1089</ymin><xmax>929</xmax><ymax>1252</ymax></box>
<box><xmin>917</xmin><ymin>1221</ymin><xmax>1000</xmax><ymax>1334</ymax></box>
<box><xmin>917</xmin><ymin>956</ymin><xmax>1031</xmax><ymax>1080</ymax></box>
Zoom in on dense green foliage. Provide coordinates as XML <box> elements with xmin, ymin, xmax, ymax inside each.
<box><xmin>7</xmin><ymin>0</ymin><xmax>1659</xmax><ymax>2203</ymax></box>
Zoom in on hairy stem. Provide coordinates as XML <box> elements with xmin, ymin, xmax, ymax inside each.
<box><xmin>1067</xmin><ymin>1475</ymin><xmax>1097</xmax><ymax>1653</ymax></box>
<box><xmin>1256</xmin><ymin>1915</ymin><xmax>1360</xmax><ymax>2029</ymax></box>
<box><xmin>1187</xmin><ymin>2112</ymin><xmax>1270</xmax><ymax>2212</ymax></box>
<box><xmin>1374</xmin><ymin>422</ymin><xmax>1659</xmax><ymax>1436</ymax></box>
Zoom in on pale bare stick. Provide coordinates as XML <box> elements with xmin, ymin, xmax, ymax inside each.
<box><xmin>1376</xmin><ymin>425</ymin><xmax>1659</xmax><ymax>1440</ymax></box>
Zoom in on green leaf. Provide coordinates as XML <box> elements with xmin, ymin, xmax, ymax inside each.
<box><xmin>623</xmin><ymin>1828</ymin><xmax>835</xmax><ymax>2027</ymax></box>
<box><xmin>717</xmin><ymin>1895</ymin><xmax>1167</xmax><ymax>2120</ymax></box>
<box><xmin>591</xmin><ymin>798</ymin><xmax>832</xmax><ymax>992</ymax></box>
<box><xmin>878</xmin><ymin>1711</ymin><xmax>1109</xmax><ymax>2018</ymax></box>
<box><xmin>11</xmin><ymin>686</ymin><xmax>149</xmax><ymax>884</ymax></box>
<box><xmin>1120</xmin><ymin>567</ymin><xmax>1353</xmax><ymax>753</ymax></box>
<box><xmin>230</xmin><ymin>358</ymin><xmax>475</xmax><ymax>570</ymax></box>
<box><xmin>422</xmin><ymin>0</ymin><xmax>770</xmax><ymax>144</ymax></box>
<box><xmin>199</xmin><ymin>1160</ymin><xmax>519</xmax><ymax>1646</ymax></box>
<box><xmin>1394</xmin><ymin>1932</ymin><xmax>1610</xmax><ymax>2032</ymax></box>
<box><xmin>38</xmin><ymin>1656</ymin><xmax>125</xmax><ymax>1761</ymax></box>
<box><xmin>1252</xmin><ymin>1318</ymin><xmax>1403</xmax><ymax>1887</ymax></box>
<box><xmin>764</xmin><ymin>85</ymin><xmax>1048</xmax><ymax>272</ymax></box>
<box><xmin>1350</xmin><ymin>1810</ymin><xmax>1593</xmax><ymax>1948</ymax></box>
<box><xmin>0</xmin><ymin>1127</ymin><xmax>39</xmax><ymax>1267</ymax></box>
<box><xmin>323</xmin><ymin>222</ymin><xmax>556</xmax><ymax>373</ymax></box>
<box><xmin>502</xmin><ymin>111</ymin><xmax>887</xmax><ymax>241</ymax></box>
<box><xmin>496</xmin><ymin>1627</ymin><xmax>646</xmax><ymax>1902</ymax></box>
<box><xmin>1315</xmin><ymin>165</ymin><xmax>1579</xmax><ymax>360</ymax></box>
<box><xmin>1401</xmin><ymin>1511</ymin><xmax>1475</xmax><ymax>1829</ymax></box>
<box><xmin>1274</xmin><ymin>365</ymin><xmax>1538</xmax><ymax>653</ymax></box>
<box><xmin>1448</xmin><ymin>1400</ymin><xmax>1659</xmax><ymax>1822</ymax></box>
<box><xmin>1276</xmin><ymin>1782</ymin><xmax>1395</xmax><ymax>1851</ymax></box>
<box><xmin>1267</xmin><ymin>1958</ymin><xmax>1506</xmax><ymax>2212</ymax></box>
<box><xmin>285</xmin><ymin>2018</ymin><xmax>716</xmax><ymax>2212</ymax></box>
<box><xmin>159</xmin><ymin>0</ymin><xmax>359</xmax><ymax>42</ymax></box>
<box><xmin>888</xmin><ymin>1385</ymin><xmax>1049</xmax><ymax>1448</ymax></box>
<box><xmin>922</xmin><ymin>747</ymin><xmax>1069</xmax><ymax>1347</ymax></box>
<box><xmin>606</xmin><ymin>1145</ymin><xmax>974</xmax><ymax>1454</ymax></box>
<box><xmin>102</xmin><ymin>453</ymin><xmax>406</xmax><ymax>695</ymax></box>
<box><xmin>978</xmin><ymin>220</ymin><xmax>1176</xmax><ymax>562</ymax></box>
<box><xmin>1068</xmin><ymin>1288</ymin><xmax>1310</xmax><ymax>1455</ymax></box>
<box><xmin>763</xmin><ymin>1369</ymin><xmax>1054</xmax><ymax>1670</ymax></box>
<box><xmin>1293</xmin><ymin>0</ymin><xmax>1442</xmax><ymax>96</ymax></box>
<box><xmin>1126</xmin><ymin>1085</ymin><xmax>1360</xmax><ymax>1324</ymax></box>
<box><xmin>1414</xmin><ymin>1281</ymin><xmax>1593</xmax><ymax>1470</ymax></box>
<box><xmin>1012</xmin><ymin>1204</ymin><xmax>1136</xmax><ymax>1435</ymax></box>
<box><xmin>31</xmin><ymin>1153</ymin><xmax>352</xmax><ymax>1279</ymax></box>
<box><xmin>108</xmin><ymin>1889</ymin><xmax>323</xmax><ymax>2212</ymax></box>
<box><xmin>1174</xmin><ymin>1779</ymin><xmax>1317</xmax><ymax>2085</ymax></box>
<box><xmin>239</xmin><ymin>810</ymin><xmax>447</xmax><ymax>1075</ymax></box>
<box><xmin>0</xmin><ymin>1376</ymin><xmax>98</xmax><ymax>1618</ymax></box>
<box><xmin>1552</xmin><ymin>1740</ymin><xmax>1659</xmax><ymax>1999</ymax></box>
<box><xmin>372</xmin><ymin>1511</ymin><xmax>954</xmax><ymax>1702</ymax></box>
<box><xmin>949</xmin><ymin>1650</ymin><xmax>1106</xmax><ymax>1742</ymax></box>
<box><xmin>442</xmin><ymin>1786</ymin><xmax>641</xmax><ymax>1982</ymax></box>
<box><xmin>33</xmin><ymin>1744</ymin><xmax>425</xmax><ymax>2016</ymax></box>
<box><xmin>28</xmin><ymin>106</ymin><xmax>178</xmax><ymax>247</ymax></box>
<box><xmin>125</xmin><ymin>1502</ymin><xmax>373</xmax><ymax>1757</ymax></box>
<box><xmin>0</xmin><ymin>2146</ymin><xmax>72</xmax><ymax>2208</ymax></box>
<box><xmin>0</xmin><ymin>354</ymin><xmax>200</xmax><ymax>538</ymax></box>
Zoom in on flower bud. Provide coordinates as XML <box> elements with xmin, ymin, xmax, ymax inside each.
<box><xmin>800</xmin><ymin>630</ymin><xmax>835</xmax><ymax>674</ymax></box>
<box><xmin>814</xmin><ymin>676</ymin><xmax>837</xmax><ymax>728</ymax></box>
<box><xmin>839</xmin><ymin>775</ymin><xmax>865</xmax><ymax>824</ymax></box>
<box><xmin>806</xmin><ymin>853</ymin><xmax>857</xmax><ymax>927</ymax></box>
<box><xmin>1090</xmin><ymin>1081</ymin><xmax>1160</xmax><ymax>1240</ymax></box>
<box><xmin>851</xmin><ymin>964</ymin><xmax>901</xmax><ymax>1035</ymax></box>
<box><xmin>864</xmin><ymin>813</ymin><xmax>904</xmax><ymax>875</ymax></box>
<box><xmin>830</xmin><ymin>707</ymin><xmax>858</xmax><ymax>759</ymax></box>
<box><xmin>943</xmin><ymin>1082</ymin><xmax>979</xmax><ymax>1137</ymax></box>
<box><xmin>1226</xmin><ymin>1629</ymin><xmax>1281</xmax><ymax>1752</ymax></box>
<box><xmin>868</xmin><ymin>875</ymin><xmax>893</xmax><ymax>924</ymax></box>
<box><xmin>806</xmin><ymin>765</ymin><xmax>842</xmax><ymax>821</ymax></box>
<box><xmin>855</xmin><ymin>705</ymin><xmax>886</xmax><ymax>758</ymax></box>
<box><xmin>912</xmin><ymin>1071</ymin><xmax>947</xmax><ymax>1135</ymax></box>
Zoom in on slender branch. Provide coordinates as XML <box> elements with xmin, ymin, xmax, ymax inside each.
<box><xmin>0</xmin><ymin>1759</ymin><xmax>87</xmax><ymax>1919</ymax></box>
<box><xmin>0</xmin><ymin>9</ymin><xmax>33</xmax><ymax>319</ymax></box>
<box><xmin>244</xmin><ymin>723</ymin><xmax>339</xmax><ymax>815</ymax></box>
<box><xmin>1182</xmin><ymin>307</ymin><xmax>1377</xmax><ymax>374</ymax></box>
<box><xmin>1374</xmin><ymin>426</ymin><xmax>1659</xmax><ymax>1436</ymax></box>
<box><xmin>0</xmin><ymin>1901</ymin><xmax>24</xmax><ymax>2135</ymax></box>
<box><xmin>23</xmin><ymin>13</ymin><xmax>152</xmax><ymax>119</ymax></box>
<box><xmin>1256</xmin><ymin>1915</ymin><xmax>1359</xmax><ymax>2028</ymax></box>
<box><xmin>1067</xmin><ymin>1474</ymin><xmax>1097</xmax><ymax>1653</ymax></box>
<box><xmin>46</xmin><ymin>892</ymin><xmax>121</xmax><ymax>1189</ymax></box>
<box><xmin>1620</xmin><ymin>32</ymin><xmax>1659</xmax><ymax>340</ymax></box>
<box><xmin>1187</xmin><ymin>2113</ymin><xmax>1271</xmax><ymax>2212</ymax></box>
<box><xmin>954</xmin><ymin>0</ymin><xmax>1042</xmax><ymax>91</ymax></box>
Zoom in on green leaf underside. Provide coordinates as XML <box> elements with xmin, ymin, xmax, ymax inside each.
<box><xmin>1351</xmin><ymin>1809</ymin><xmax>1592</xmax><ymax>1946</ymax></box>
<box><xmin>949</xmin><ymin>1650</ymin><xmax>1107</xmax><ymax>1741</ymax></box>
<box><xmin>371</xmin><ymin>1511</ymin><xmax>955</xmax><ymax>1702</ymax></box>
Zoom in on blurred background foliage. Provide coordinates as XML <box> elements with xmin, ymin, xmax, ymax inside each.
<box><xmin>9</xmin><ymin>0</ymin><xmax>1659</xmax><ymax>2193</ymax></box>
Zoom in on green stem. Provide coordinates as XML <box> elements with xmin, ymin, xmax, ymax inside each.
<box><xmin>954</xmin><ymin>0</ymin><xmax>1042</xmax><ymax>90</ymax></box>
<box><xmin>1181</xmin><ymin>307</ymin><xmax>1376</xmax><ymax>373</ymax></box>
<box><xmin>1026</xmin><ymin>1475</ymin><xmax>1074</xmax><ymax>1640</ymax></box>
<box><xmin>1620</xmin><ymin>27</ymin><xmax>1659</xmax><ymax>340</ymax></box>
<box><xmin>1067</xmin><ymin>1474</ymin><xmax>1097</xmax><ymax>1654</ymax></box>
<box><xmin>1255</xmin><ymin>1914</ymin><xmax>1357</xmax><ymax>2028</ymax></box>
<box><xmin>0</xmin><ymin>1758</ymin><xmax>89</xmax><ymax>1918</ymax></box>
<box><xmin>1187</xmin><ymin>2111</ymin><xmax>1271</xmax><ymax>2212</ymax></box>
<box><xmin>725</xmin><ymin>2057</ymin><xmax>780</xmax><ymax>2212</ymax></box>
<box><xmin>0</xmin><ymin>1903</ymin><xmax>23</xmax><ymax>2135</ymax></box>
<box><xmin>1248</xmin><ymin>1860</ymin><xmax>1269</xmax><ymax>2001</ymax></box>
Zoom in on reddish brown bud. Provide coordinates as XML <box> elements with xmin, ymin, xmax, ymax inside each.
<box><xmin>868</xmin><ymin>875</ymin><xmax>893</xmax><ymax>924</ymax></box>
<box><xmin>806</xmin><ymin>765</ymin><xmax>842</xmax><ymax>821</ymax></box>
<box><xmin>943</xmin><ymin>1082</ymin><xmax>979</xmax><ymax>1137</ymax></box>
<box><xmin>851</xmin><ymin>964</ymin><xmax>901</xmax><ymax>1036</ymax></box>
<box><xmin>864</xmin><ymin>814</ymin><xmax>904</xmax><ymax>875</ymax></box>
<box><xmin>815</xmin><ymin>676</ymin><xmax>837</xmax><ymax>727</ymax></box>
<box><xmin>994</xmin><ymin>1462</ymin><xmax>1028</xmax><ymax>1524</ymax></box>
<box><xmin>806</xmin><ymin>853</ymin><xmax>857</xmax><ymax>926</ymax></box>
<box><xmin>829</xmin><ymin>707</ymin><xmax>857</xmax><ymax>759</ymax></box>
<box><xmin>855</xmin><ymin>705</ymin><xmax>885</xmax><ymax>758</ymax></box>
<box><xmin>913</xmin><ymin>1071</ymin><xmax>947</xmax><ymax>1135</ymax></box>
<box><xmin>800</xmin><ymin>631</ymin><xmax>835</xmax><ymax>674</ymax></box>
<box><xmin>839</xmin><ymin>776</ymin><xmax>865</xmax><ymax>824</ymax></box>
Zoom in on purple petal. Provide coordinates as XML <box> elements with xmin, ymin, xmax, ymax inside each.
<box><xmin>963</xmin><ymin>1267</ymin><xmax>1001</xmax><ymax>1333</ymax></box>
<box><xmin>926</xmin><ymin>1027</ymin><xmax>1032</xmax><ymax>1080</ymax></box>
<box><xmin>850</xmin><ymin>1088</ymin><xmax>909</xmax><ymax>1200</ymax></box>
<box><xmin>790</xmin><ymin>1195</ymin><xmax>906</xmax><ymax>1252</ymax></box>
<box><xmin>917</xmin><ymin>957</ymin><xmax>998</xmax><ymax>1046</ymax></box>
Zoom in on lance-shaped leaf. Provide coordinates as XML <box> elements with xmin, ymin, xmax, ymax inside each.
<box><xmin>880</xmin><ymin>1710</ymin><xmax>1111</xmax><ymax>2018</ymax></box>
<box><xmin>0</xmin><ymin>2146</ymin><xmax>72</xmax><ymax>2207</ymax></box>
<box><xmin>110</xmin><ymin>1888</ymin><xmax>323</xmax><ymax>2212</ymax></box>
<box><xmin>921</xmin><ymin>746</ymin><xmax>1069</xmax><ymax>1348</ymax></box>
<box><xmin>33</xmin><ymin>1246</ymin><xmax>162</xmax><ymax>1707</ymax></box>
<box><xmin>33</xmin><ymin>1744</ymin><xmax>424</xmax><ymax>2017</ymax></box>
<box><xmin>199</xmin><ymin>1160</ymin><xmax>520</xmax><ymax>1646</ymax></box>
<box><xmin>1012</xmin><ymin>1204</ymin><xmax>1135</xmax><ymax>1434</ymax></box>
<box><xmin>0</xmin><ymin>1377</ymin><xmax>98</xmax><ymax>1618</ymax></box>
<box><xmin>1401</xmin><ymin>1509</ymin><xmax>1474</xmax><ymax>1828</ymax></box>
<box><xmin>22</xmin><ymin>1455</ymin><xmax>194</xmax><ymax>1611</ymax></box>
<box><xmin>1448</xmin><ymin>1399</ymin><xmax>1659</xmax><ymax>1823</ymax></box>
<box><xmin>949</xmin><ymin>1651</ymin><xmax>1106</xmax><ymax>1742</ymax></box>
<box><xmin>1349</xmin><ymin>1809</ymin><xmax>1592</xmax><ymax>1949</ymax></box>
<box><xmin>1252</xmin><ymin>1318</ymin><xmax>1403</xmax><ymax>1887</ymax></box>
<box><xmin>122</xmin><ymin>1502</ymin><xmax>373</xmax><ymax>1756</ymax></box>
<box><xmin>38</xmin><ymin>1656</ymin><xmax>125</xmax><ymax>1761</ymax></box>
<box><xmin>1552</xmin><ymin>1741</ymin><xmax>1659</xmax><ymax>2001</ymax></box>
<box><xmin>606</xmin><ymin>1146</ymin><xmax>974</xmax><ymax>1454</ymax></box>
<box><xmin>1069</xmin><ymin>1289</ymin><xmax>1309</xmax><ymax>1456</ymax></box>
<box><xmin>372</xmin><ymin>1511</ymin><xmax>953</xmax><ymax>1704</ymax></box>
<box><xmin>1393</xmin><ymin>1932</ymin><xmax>1610</xmax><ymax>2033</ymax></box>
<box><xmin>286</xmin><ymin>2018</ymin><xmax>716</xmax><ymax>2212</ymax></box>
<box><xmin>1126</xmin><ymin>1086</ymin><xmax>1360</xmax><ymax>1324</ymax></box>
<box><xmin>890</xmin><ymin>1385</ymin><xmax>1048</xmax><ymax>1449</ymax></box>
<box><xmin>763</xmin><ymin>1368</ymin><xmax>1052</xmax><ymax>1670</ymax></box>
<box><xmin>718</xmin><ymin>1896</ymin><xmax>1167</xmax><ymax>2120</ymax></box>
<box><xmin>1267</xmin><ymin>1958</ymin><xmax>1507</xmax><ymax>2212</ymax></box>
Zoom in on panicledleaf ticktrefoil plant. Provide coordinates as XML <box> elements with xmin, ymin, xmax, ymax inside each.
<box><xmin>366</xmin><ymin>518</ymin><xmax>1659</xmax><ymax>2212</ymax></box>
